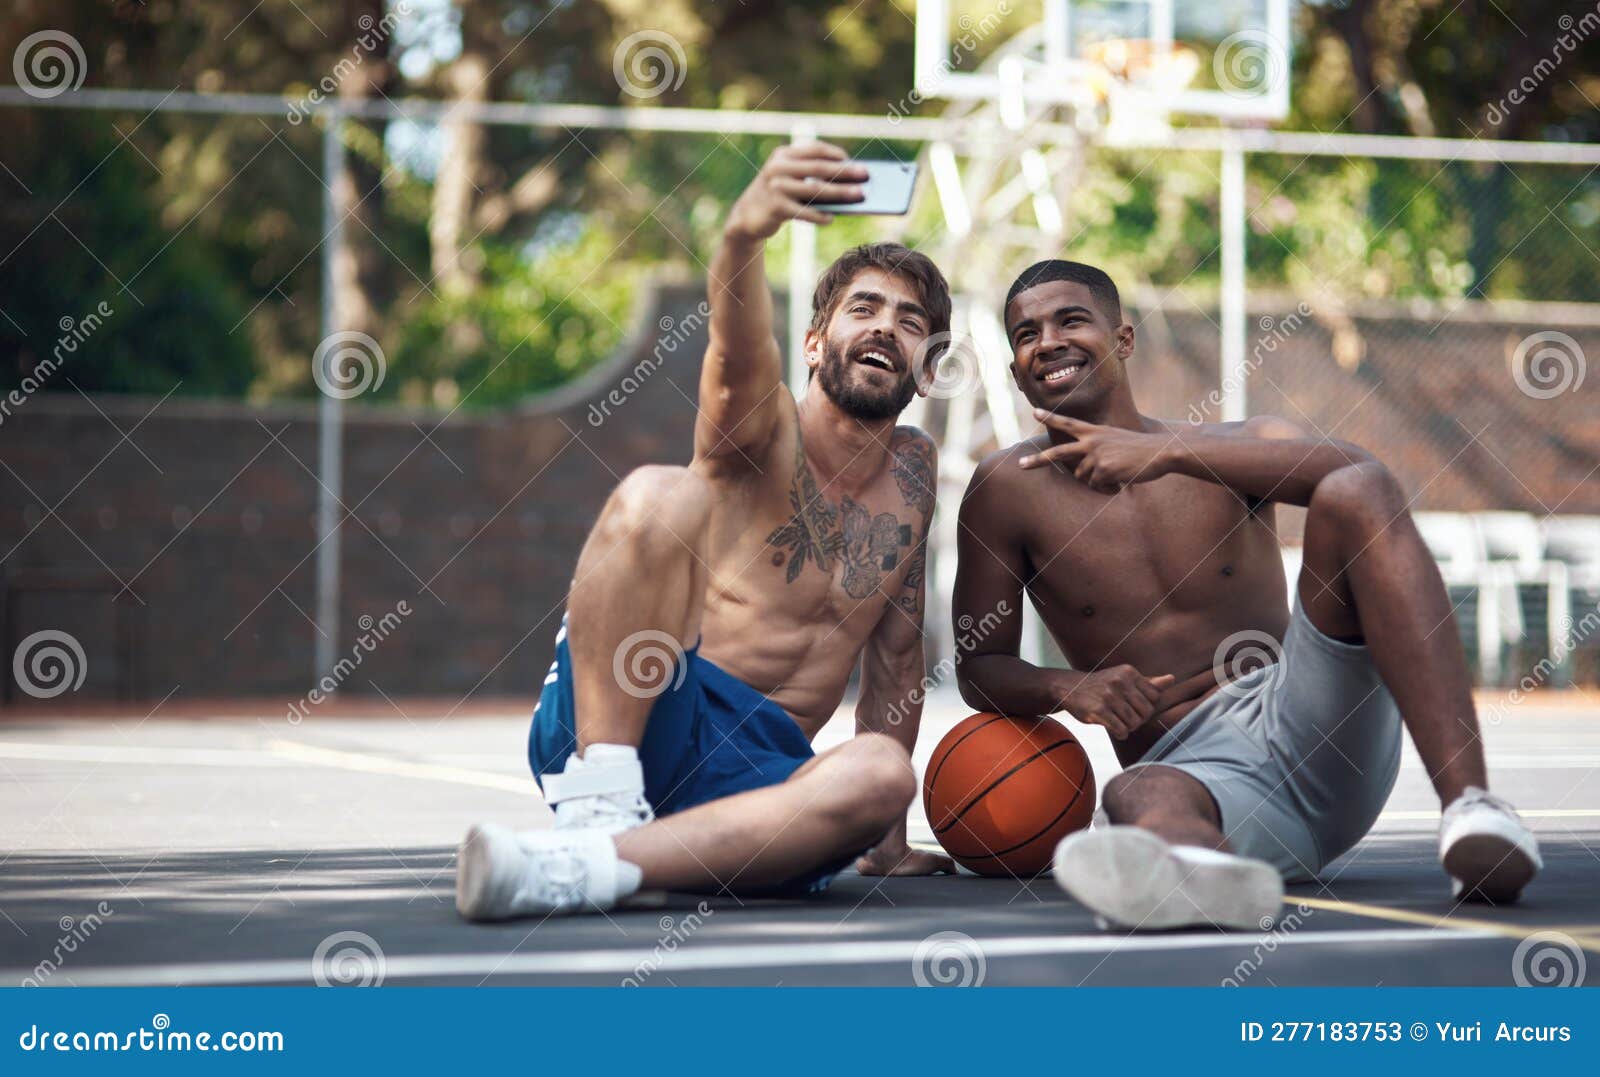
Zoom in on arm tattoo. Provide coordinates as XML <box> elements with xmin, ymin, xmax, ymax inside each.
<box><xmin>890</xmin><ymin>435</ymin><xmax>936</xmax><ymax>517</ymax></box>
<box><xmin>898</xmin><ymin>531</ymin><xmax>927</xmax><ymax>615</ymax></box>
<box><xmin>891</xmin><ymin>435</ymin><xmax>934</xmax><ymax>614</ymax></box>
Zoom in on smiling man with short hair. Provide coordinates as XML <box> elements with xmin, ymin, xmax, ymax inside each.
<box><xmin>953</xmin><ymin>258</ymin><xmax>1540</xmax><ymax>930</ymax></box>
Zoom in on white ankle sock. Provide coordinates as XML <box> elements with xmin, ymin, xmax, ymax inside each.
<box><xmin>614</xmin><ymin>856</ymin><xmax>643</xmax><ymax>896</ymax></box>
<box><xmin>577</xmin><ymin>747</ymin><xmax>645</xmax><ymax>896</ymax></box>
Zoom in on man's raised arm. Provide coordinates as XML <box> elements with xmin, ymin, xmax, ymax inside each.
<box><xmin>695</xmin><ymin>143</ymin><xmax>866</xmax><ymax>464</ymax></box>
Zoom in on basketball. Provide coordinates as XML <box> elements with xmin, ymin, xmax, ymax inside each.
<box><xmin>924</xmin><ymin>713</ymin><xmax>1096</xmax><ymax>877</ymax></box>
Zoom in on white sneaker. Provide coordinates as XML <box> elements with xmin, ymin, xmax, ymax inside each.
<box><xmin>543</xmin><ymin>745</ymin><xmax>654</xmax><ymax>836</ymax></box>
<box><xmin>454</xmin><ymin>823</ymin><xmax>640</xmax><ymax>922</ymax></box>
<box><xmin>1052</xmin><ymin>825</ymin><xmax>1284</xmax><ymax>931</ymax></box>
<box><xmin>1439</xmin><ymin>786</ymin><xmax>1541</xmax><ymax>903</ymax></box>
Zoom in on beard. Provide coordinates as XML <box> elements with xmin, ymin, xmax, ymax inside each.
<box><xmin>815</xmin><ymin>337</ymin><xmax>917</xmax><ymax>421</ymax></box>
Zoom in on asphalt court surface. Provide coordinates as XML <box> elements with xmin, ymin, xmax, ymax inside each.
<box><xmin>2</xmin><ymin>691</ymin><xmax>1597</xmax><ymax>986</ymax></box>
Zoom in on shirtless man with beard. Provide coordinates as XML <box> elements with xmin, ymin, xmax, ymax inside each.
<box><xmin>953</xmin><ymin>259</ymin><xmax>1541</xmax><ymax>930</ymax></box>
<box><xmin>457</xmin><ymin>143</ymin><xmax>955</xmax><ymax>920</ymax></box>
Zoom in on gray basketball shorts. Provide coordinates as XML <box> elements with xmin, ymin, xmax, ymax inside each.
<box><xmin>1126</xmin><ymin>602</ymin><xmax>1404</xmax><ymax>882</ymax></box>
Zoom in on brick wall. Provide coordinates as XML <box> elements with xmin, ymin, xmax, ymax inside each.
<box><xmin>2</xmin><ymin>283</ymin><xmax>1595</xmax><ymax>701</ymax></box>
<box><xmin>1</xmin><ymin>281</ymin><xmax>730</xmax><ymax>703</ymax></box>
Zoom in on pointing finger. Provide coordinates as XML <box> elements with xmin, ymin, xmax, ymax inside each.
<box><xmin>1018</xmin><ymin>443</ymin><xmax>1085</xmax><ymax>469</ymax></box>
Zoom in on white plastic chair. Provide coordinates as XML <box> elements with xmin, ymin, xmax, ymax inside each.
<box><xmin>1540</xmin><ymin>515</ymin><xmax>1600</xmax><ymax>673</ymax></box>
<box><xmin>1414</xmin><ymin>512</ymin><xmax>1522</xmax><ymax>684</ymax></box>
<box><xmin>1473</xmin><ymin>511</ymin><xmax>1567</xmax><ymax>679</ymax></box>
<box><xmin>1413</xmin><ymin>511</ymin><xmax>1483</xmax><ymax>588</ymax></box>
<box><xmin>1541</xmin><ymin>515</ymin><xmax>1600</xmax><ymax>590</ymax></box>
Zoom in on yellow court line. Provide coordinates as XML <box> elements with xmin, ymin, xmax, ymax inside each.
<box><xmin>266</xmin><ymin>739</ymin><xmax>536</xmax><ymax>797</ymax></box>
<box><xmin>1292</xmin><ymin>895</ymin><xmax>1600</xmax><ymax>953</ymax></box>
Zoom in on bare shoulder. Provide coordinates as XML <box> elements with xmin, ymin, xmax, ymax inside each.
<box><xmin>957</xmin><ymin>437</ymin><xmax>1051</xmax><ymax>543</ymax></box>
<box><xmin>966</xmin><ymin>437</ymin><xmax>1045</xmax><ymax>500</ymax></box>
<box><xmin>697</xmin><ymin>390</ymin><xmax>800</xmax><ymax>485</ymax></box>
<box><xmin>890</xmin><ymin>424</ymin><xmax>937</xmax><ymax>456</ymax></box>
<box><xmin>888</xmin><ymin>425</ymin><xmax>937</xmax><ymax>518</ymax></box>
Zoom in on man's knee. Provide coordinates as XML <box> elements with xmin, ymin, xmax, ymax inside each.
<box><xmin>1102</xmin><ymin>770</ymin><xmax>1148</xmax><ymax>824</ymax></box>
<box><xmin>820</xmin><ymin>734</ymin><xmax>916</xmax><ymax>835</ymax></box>
<box><xmin>1307</xmin><ymin>460</ymin><xmax>1407</xmax><ymax>542</ymax></box>
<box><xmin>593</xmin><ymin>465</ymin><xmax>713</xmax><ymax>551</ymax></box>
<box><xmin>1103</xmin><ymin>766</ymin><xmax>1215</xmax><ymax>826</ymax></box>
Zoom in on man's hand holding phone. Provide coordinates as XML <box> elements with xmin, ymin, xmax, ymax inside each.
<box><xmin>725</xmin><ymin>143</ymin><xmax>868</xmax><ymax>242</ymax></box>
<box><xmin>725</xmin><ymin>144</ymin><xmax>921</xmax><ymax>245</ymax></box>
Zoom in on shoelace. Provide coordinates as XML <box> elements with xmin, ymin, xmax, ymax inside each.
<box><xmin>517</xmin><ymin>850</ymin><xmax>589</xmax><ymax>908</ymax></box>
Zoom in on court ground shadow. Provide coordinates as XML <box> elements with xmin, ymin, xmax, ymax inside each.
<box><xmin>1</xmin><ymin>838</ymin><xmax>1594</xmax><ymax>986</ymax></box>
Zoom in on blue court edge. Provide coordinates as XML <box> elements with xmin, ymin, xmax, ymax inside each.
<box><xmin>4</xmin><ymin>988</ymin><xmax>1594</xmax><ymax>1073</ymax></box>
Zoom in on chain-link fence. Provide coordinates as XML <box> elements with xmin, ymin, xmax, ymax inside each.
<box><xmin>2</xmin><ymin>77</ymin><xmax>1596</xmax><ymax>691</ymax></box>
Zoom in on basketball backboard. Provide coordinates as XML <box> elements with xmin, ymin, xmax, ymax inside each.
<box><xmin>914</xmin><ymin>0</ymin><xmax>1292</xmax><ymax>125</ymax></box>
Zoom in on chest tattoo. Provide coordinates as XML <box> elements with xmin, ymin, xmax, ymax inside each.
<box><xmin>765</xmin><ymin>441</ymin><xmax>844</xmax><ymax>584</ymax></box>
<box><xmin>840</xmin><ymin>501</ymin><xmax>913</xmax><ymax>598</ymax></box>
<box><xmin>765</xmin><ymin>435</ymin><xmax>928</xmax><ymax>599</ymax></box>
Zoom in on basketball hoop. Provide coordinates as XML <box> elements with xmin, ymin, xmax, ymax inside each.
<box><xmin>1080</xmin><ymin>37</ymin><xmax>1200</xmax><ymax>143</ymax></box>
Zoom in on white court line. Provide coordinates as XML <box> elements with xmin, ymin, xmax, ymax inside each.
<box><xmin>264</xmin><ymin>739</ymin><xmax>534</xmax><ymax>796</ymax></box>
<box><xmin>0</xmin><ymin>740</ymin><xmax>534</xmax><ymax>797</ymax></box>
<box><xmin>4</xmin><ymin>927</ymin><xmax>1497</xmax><ymax>986</ymax></box>
<box><xmin>6</xmin><ymin>741</ymin><xmax>1599</xmax><ymax>821</ymax></box>
<box><xmin>1402</xmin><ymin>755</ymin><xmax>1600</xmax><ymax>770</ymax></box>
<box><xmin>1377</xmin><ymin>808</ymin><xmax>1600</xmax><ymax>821</ymax></box>
<box><xmin>0</xmin><ymin>742</ymin><xmax>290</xmax><ymax>767</ymax></box>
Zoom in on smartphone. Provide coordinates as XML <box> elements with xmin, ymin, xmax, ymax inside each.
<box><xmin>813</xmin><ymin>160</ymin><xmax>919</xmax><ymax>216</ymax></box>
